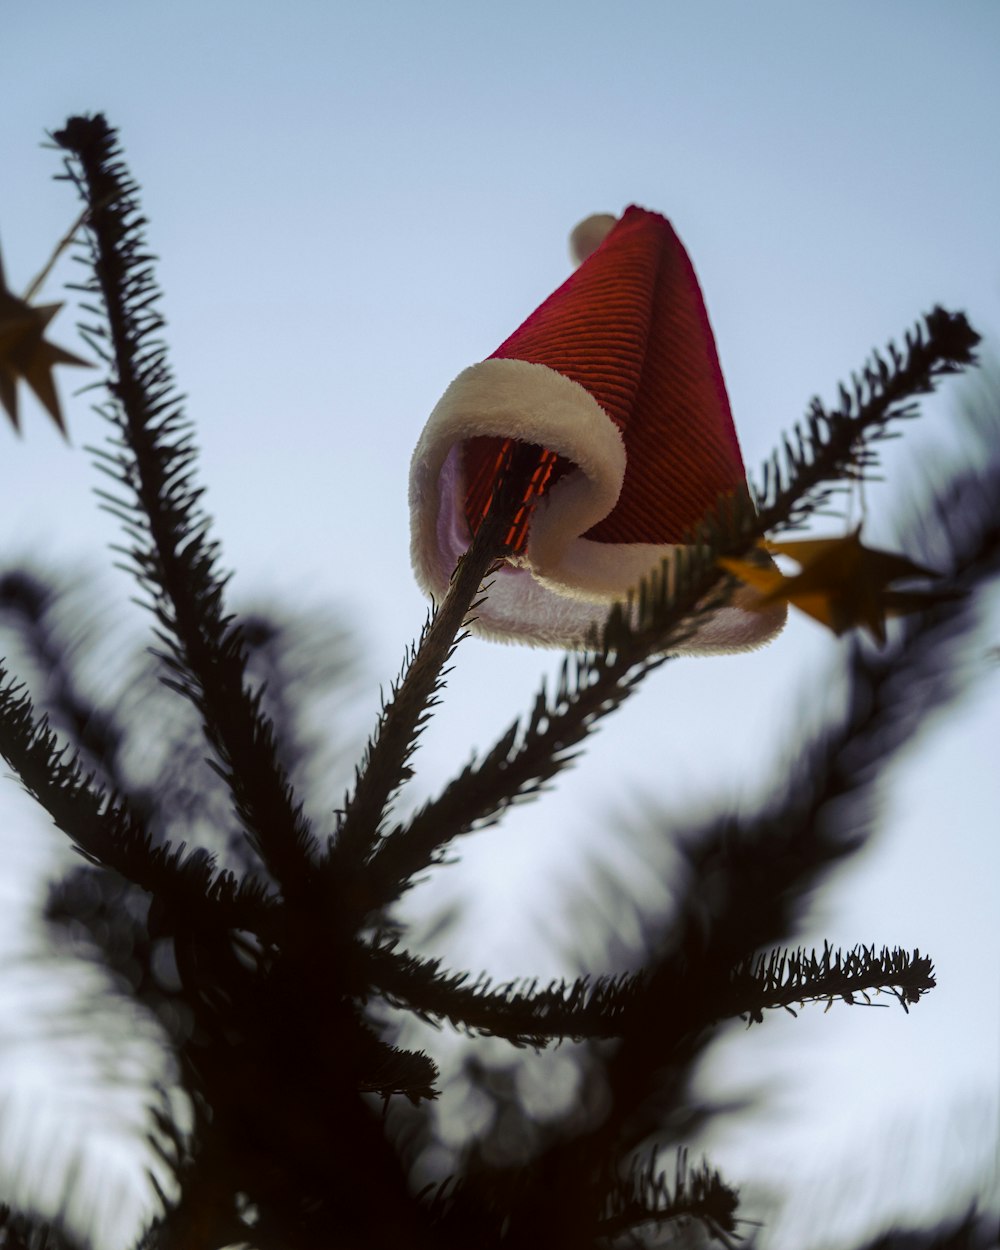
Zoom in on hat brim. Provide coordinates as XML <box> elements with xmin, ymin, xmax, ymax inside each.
<box><xmin>409</xmin><ymin>357</ymin><xmax>785</xmax><ymax>652</ymax></box>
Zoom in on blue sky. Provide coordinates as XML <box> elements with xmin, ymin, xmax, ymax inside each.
<box><xmin>2</xmin><ymin>3</ymin><xmax>999</xmax><ymax>1245</ymax></box>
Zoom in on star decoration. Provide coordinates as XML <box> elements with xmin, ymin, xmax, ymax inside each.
<box><xmin>0</xmin><ymin>247</ymin><xmax>90</xmax><ymax>435</ymax></box>
<box><xmin>718</xmin><ymin>527</ymin><xmax>959</xmax><ymax>645</ymax></box>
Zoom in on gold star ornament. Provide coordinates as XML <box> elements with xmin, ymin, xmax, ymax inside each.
<box><xmin>0</xmin><ymin>246</ymin><xmax>90</xmax><ymax>436</ymax></box>
<box><xmin>718</xmin><ymin>527</ymin><xmax>960</xmax><ymax>645</ymax></box>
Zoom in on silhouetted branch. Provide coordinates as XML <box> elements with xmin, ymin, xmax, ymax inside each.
<box><xmin>53</xmin><ymin>114</ymin><xmax>318</xmax><ymax>895</ymax></box>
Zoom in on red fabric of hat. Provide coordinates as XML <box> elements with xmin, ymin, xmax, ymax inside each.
<box><xmin>487</xmin><ymin>207</ymin><xmax>745</xmax><ymax>543</ymax></box>
<box><xmin>409</xmin><ymin>206</ymin><xmax>785</xmax><ymax>653</ymax></box>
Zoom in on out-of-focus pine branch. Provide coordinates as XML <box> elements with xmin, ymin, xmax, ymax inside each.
<box><xmin>0</xmin><ymin>1202</ymin><xmax>91</xmax><ymax>1250</ymax></box>
<box><xmin>0</xmin><ymin>667</ymin><xmax>278</xmax><ymax>938</ymax></box>
<box><xmin>0</xmin><ymin>570</ymin><xmax>130</xmax><ymax>798</ymax></box>
<box><xmin>597</xmin><ymin>1148</ymin><xmax>741</xmax><ymax>1248</ymax></box>
<box><xmin>841</xmin><ymin>1210</ymin><xmax>998</xmax><ymax>1250</ymax></box>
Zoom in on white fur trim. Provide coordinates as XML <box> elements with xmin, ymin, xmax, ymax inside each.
<box><xmin>409</xmin><ymin>356</ymin><xmax>786</xmax><ymax>653</ymax></box>
<box><xmin>569</xmin><ymin>213</ymin><xmax>618</xmax><ymax>265</ymax></box>
<box><xmin>410</xmin><ymin>357</ymin><xmax>625</xmax><ymax>599</ymax></box>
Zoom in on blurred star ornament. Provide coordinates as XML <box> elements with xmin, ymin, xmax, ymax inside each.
<box><xmin>718</xmin><ymin>528</ymin><xmax>956</xmax><ymax>645</ymax></box>
<box><xmin>409</xmin><ymin>206</ymin><xmax>786</xmax><ymax>653</ymax></box>
<box><xmin>0</xmin><ymin>243</ymin><xmax>89</xmax><ymax>435</ymax></box>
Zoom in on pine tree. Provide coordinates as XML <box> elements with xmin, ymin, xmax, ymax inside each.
<box><xmin>0</xmin><ymin>113</ymin><xmax>996</xmax><ymax>1250</ymax></box>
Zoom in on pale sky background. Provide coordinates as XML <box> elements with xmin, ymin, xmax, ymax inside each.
<box><xmin>1</xmin><ymin>3</ymin><xmax>999</xmax><ymax>1247</ymax></box>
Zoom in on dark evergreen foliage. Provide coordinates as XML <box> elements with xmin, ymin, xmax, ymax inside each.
<box><xmin>0</xmin><ymin>113</ymin><xmax>995</xmax><ymax>1248</ymax></box>
<box><xmin>0</xmin><ymin>1204</ymin><xmax>86</xmax><ymax>1250</ymax></box>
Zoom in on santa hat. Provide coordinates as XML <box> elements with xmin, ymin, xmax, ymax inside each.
<box><xmin>409</xmin><ymin>206</ymin><xmax>786</xmax><ymax>653</ymax></box>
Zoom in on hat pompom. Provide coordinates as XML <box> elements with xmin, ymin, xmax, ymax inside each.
<box><xmin>569</xmin><ymin>213</ymin><xmax>617</xmax><ymax>266</ymax></box>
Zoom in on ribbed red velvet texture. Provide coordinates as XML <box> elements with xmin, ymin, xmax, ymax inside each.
<box><xmin>462</xmin><ymin>206</ymin><xmax>748</xmax><ymax>545</ymax></box>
